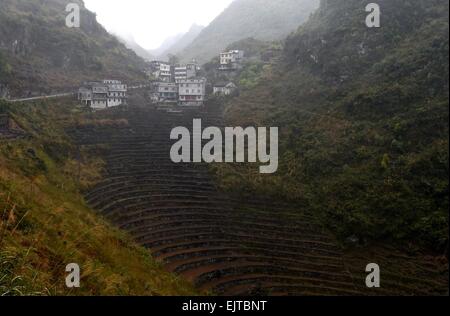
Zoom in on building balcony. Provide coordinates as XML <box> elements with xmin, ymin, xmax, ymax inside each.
<box><xmin>108</xmin><ymin>88</ymin><xmax>127</xmax><ymax>92</ymax></box>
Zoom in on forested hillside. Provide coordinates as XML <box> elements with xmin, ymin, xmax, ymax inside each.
<box><xmin>180</xmin><ymin>0</ymin><xmax>319</xmax><ymax>64</ymax></box>
<box><xmin>0</xmin><ymin>0</ymin><xmax>146</xmax><ymax>98</ymax></box>
<box><xmin>214</xmin><ymin>0</ymin><xmax>449</xmax><ymax>250</ymax></box>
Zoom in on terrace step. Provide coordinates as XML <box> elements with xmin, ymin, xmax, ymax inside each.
<box><xmin>149</xmin><ymin>239</ymin><xmax>343</xmax><ymax>259</ymax></box>
<box><xmin>166</xmin><ymin>254</ymin><xmax>345</xmax><ymax>275</ymax></box>
<box><xmin>74</xmin><ymin>106</ymin><xmax>361</xmax><ymax>295</ymax></box>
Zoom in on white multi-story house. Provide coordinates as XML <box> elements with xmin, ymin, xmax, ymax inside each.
<box><xmin>174</xmin><ymin>63</ymin><xmax>198</xmax><ymax>82</ymax></box>
<box><xmin>78</xmin><ymin>80</ymin><xmax>127</xmax><ymax>110</ymax></box>
<box><xmin>149</xmin><ymin>61</ymin><xmax>172</xmax><ymax>82</ymax></box>
<box><xmin>219</xmin><ymin>50</ymin><xmax>244</xmax><ymax>70</ymax></box>
<box><xmin>174</xmin><ymin>66</ymin><xmax>186</xmax><ymax>82</ymax></box>
<box><xmin>103</xmin><ymin>80</ymin><xmax>127</xmax><ymax>107</ymax></box>
<box><xmin>154</xmin><ymin>82</ymin><xmax>178</xmax><ymax>103</ymax></box>
<box><xmin>78</xmin><ymin>87</ymin><xmax>93</xmax><ymax>106</ymax></box>
<box><xmin>178</xmin><ymin>78</ymin><xmax>206</xmax><ymax>106</ymax></box>
<box><xmin>159</xmin><ymin>63</ymin><xmax>172</xmax><ymax>82</ymax></box>
<box><xmin>91</xmin><ymin>84</ymin><xmax>108</xmax><ymax>109</ymax></box>
<box><xmin>213</xmin><ymin>82</ymin><xmax>237</xmax><ymax>96</ymax></box>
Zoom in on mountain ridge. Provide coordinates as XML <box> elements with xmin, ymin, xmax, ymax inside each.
<box><xmin>159</xmin><ymin>24</ymin><xmax>205</xmax><ymax>61</ymax></box>
<box><xmin>0</xmin><ymin>0</ymin><xmax>146</xmax><ymax>98</ymax></box>
<box><xmin>180</xmin><ymin>0</ymin><xmax>320</xmax><ymax>64</ymax></box>
<box><xmin>148</xmin><ymin>33</ymin><xmax>184</xmax><ymax>58</ymax></box>
<box><xmin>114</xmin><ymin>33</ymin><xmax>154</xmax><ymax>61</ymax></box>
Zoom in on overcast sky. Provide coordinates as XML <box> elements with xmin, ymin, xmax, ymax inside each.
<box><xmin>84</xmin><ymin>0</ymin><xmax>235</xmax><ymax>50</ymax></box>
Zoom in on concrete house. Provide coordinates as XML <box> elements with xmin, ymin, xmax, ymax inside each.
<box><xmin>78</xmin><ymin>87</ymin><xmax>93</xmax><ymax>106</ymax></box>
<box><xmin>178</xmin><ymin>78</ymin><xmax>206</xmax><ymax>106</ymax></box>
<box><xmin>149</xmin><ymin>61</ymin><xmax>172</xmax><ymax>82</ymax></box>
<box><xmin>174</xmin><ymin>63</ymin><xmax>198</xmax><ymax>82</ymax></box>
<box><xmin>213</xmin><ymin>82</ymin><xmax>237</xmax><ymax>96</ymax></box>
<box><xmin>78</xmin><ymin>80</ymin><xmax>127</xmax><ymax>110</ymax></box>
<box><xmin>154</xmin><ymin>82</ymin><xmax>178</xmax><ymax>103</ymax></box>
<box><xmin>103</xmin><ymin>80</ymin><xmax>127</xmax><ymax>107</ymax></box>
<box><xmin>91</xmin><ymin>84</ymin><xmax>108</xmax><ymax>109</ymax></box>
<box><xmin>219</xmin><ymin>50</ymin><xmax>244</xmax><ymax>70</ymax></box>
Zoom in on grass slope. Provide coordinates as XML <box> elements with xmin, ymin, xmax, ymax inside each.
<box><xmin>0</xmin><ymin>99</ymin><xmax>197</xmax><ymax>296</ymax></box>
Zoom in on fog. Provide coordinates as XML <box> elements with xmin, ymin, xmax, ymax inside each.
<box><xmin>84</xmin><ymin>0</ymin><xmax>235</xmax><ymax>50</ymax></box>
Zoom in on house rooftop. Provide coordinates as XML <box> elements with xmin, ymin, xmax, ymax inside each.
<box><xmin>214</xmin><ymin>82</ymin><xmax>229</xmax><ymax>87</ymax></box>
<box><xmin>214</xmin><ymin>81</ymin><xmax>235</xmax><ymax>87</ymax></box>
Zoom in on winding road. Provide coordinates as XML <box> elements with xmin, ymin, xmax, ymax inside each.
<box><xmin>4</xmin><ymin>84</ymin><xmax>149</xmax><ymax>103</ymax></box>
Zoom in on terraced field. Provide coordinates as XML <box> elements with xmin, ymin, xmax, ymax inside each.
<box><xmin>68</xmin><ymin>103</ymin><xmax>448</xmax><ymax>296</ymax></box>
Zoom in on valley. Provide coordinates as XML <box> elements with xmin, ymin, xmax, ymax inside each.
<box><xmin>68</xmin><ymin>103</ymin><xmax>360</xmax><ymax>295</ymax></box>
<box><xmin>0</xmin><ymin>88</ymin><xmax>447</xmax><ymax>296</ymax></box>
<box><xmin>1</xmin><ymin>0</ymin><xmax>448</xmax><ymax>297</ymax></box>
<box><xmin>65</xmin><ymin>93</ymin><xmax>447</xmax><ymax>296</ymax></box>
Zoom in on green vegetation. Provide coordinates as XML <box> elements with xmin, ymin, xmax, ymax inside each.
<box><xmin>0</xmin><ymin>99</ymin><xmax>198</xmax><ymax>296</ymax></box>
<box><xmin>202</xmin><ymin>38</ymin><xmax>281</xmax><ymax>94</ymax></box>
<box><xmin>227</xmin><ymin>38</ymin><xmax>283</xmax><ymax>90</ymax></box>
<box><xmin>211</xmin><ymin>0</ymin><xmax>449</xmax><ymax>251</ymax></box>
<box><xmin>0</xmin><ymin>0</ymin><xmax>146</xmax><ymax>97</ymax></box>
<box><xmin>238</xmin><ymin>62</ymin><xmax>269</xmax><ymax>89</ymax></box>
<box><xmin>181</xmin><ymin>0</ymin><xmax>319</xmax><ymax>64</ymax></box>
<box><xmin>0</xmin><ymin>52</ymin><xmax>12</xmax><ymax>78</ymax></box>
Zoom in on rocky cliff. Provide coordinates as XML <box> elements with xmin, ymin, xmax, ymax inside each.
<box><xmin>0</xmin><ymin>0</ymin><xmax>146</xmax><ymax>97</ymax></box>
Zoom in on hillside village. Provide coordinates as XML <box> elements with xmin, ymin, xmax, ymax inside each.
<box><xmin>76</xmin><ymin>49</ymin><xmax>244</xmax><ymax>109</ymax></box>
